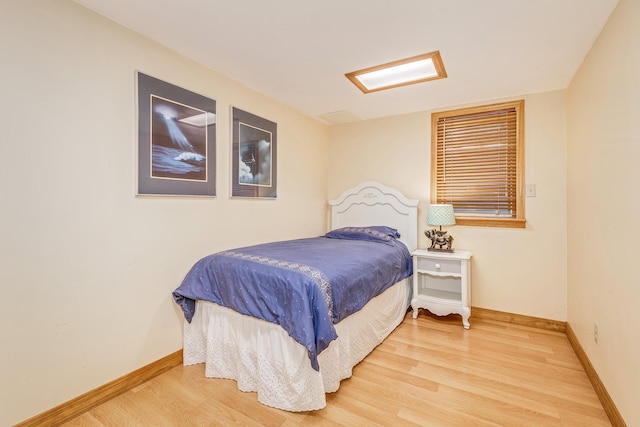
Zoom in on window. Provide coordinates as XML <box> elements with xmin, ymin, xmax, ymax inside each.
<box><xmin>431</xmin><ymin>100</ymin><xmax>525</xmax><ymax>228</ymax></box>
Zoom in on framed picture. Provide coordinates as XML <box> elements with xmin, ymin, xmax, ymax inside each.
<box><xmin>137</xmin><ymin>72</ymin><xmax>216</xmax><ymax>196</ymax></box>
<box><xmin>231</xmin><ymin>107</ymin><xmax>277</xmax><ymax>198</ymax></box>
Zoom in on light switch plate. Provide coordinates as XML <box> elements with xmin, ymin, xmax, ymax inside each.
<box><xmin>526</xmin><ymin>184</ymin><xmax>536</xmax><ymax>197</ymax></box>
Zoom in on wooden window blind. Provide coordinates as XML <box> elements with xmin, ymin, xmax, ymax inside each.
<box><xmin>431</xmin><ymin>100</ymin><xmax>525</xmax><ymax>228</ymax></box>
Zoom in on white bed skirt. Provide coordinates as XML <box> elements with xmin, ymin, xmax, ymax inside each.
<box><xmin>183</xmin><ymin>278</ymin><xmax>411</xmax><ymax>411</ymax></box>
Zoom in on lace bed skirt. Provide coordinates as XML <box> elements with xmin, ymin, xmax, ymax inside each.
<box><xmin>183</xmin><ymin>278</ymin><xmax>410</xmax><ymax>411</ymax></box>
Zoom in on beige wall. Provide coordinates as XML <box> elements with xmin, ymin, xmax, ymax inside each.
<box><xmin>0</xmin><ymin>1</ymin><xmax>329</xmax><ymax>425</ymax></box>
<box><xmin>567</xmin><ymin>0</ymin><xmax>640</xmax><ymax>424</ymax></box>
<box><xmin>329</xmin><ymin>91</ymin><xmax>568</xmax><ymax>321</ymax></box>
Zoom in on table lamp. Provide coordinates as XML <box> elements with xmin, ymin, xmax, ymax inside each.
<box><xmin>425</xmin><ymin>204</ymin><xmax>455</xmax><ymax>252</ymax></box>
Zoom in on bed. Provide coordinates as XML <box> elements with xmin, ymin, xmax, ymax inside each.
<box><xmin>173</xmin><ymin>181</ymin><xmax>418</xmax><ymax>411</ymax></box>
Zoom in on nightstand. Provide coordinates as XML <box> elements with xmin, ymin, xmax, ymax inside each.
<box><xmin>411</xmin><ymin>249</ymin><xmax>473</xmax><ymax>329</ymax></box>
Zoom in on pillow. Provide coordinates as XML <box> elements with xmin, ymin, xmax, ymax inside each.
<box><xmin>324</xmin><ymin>226</ymin><xmax>400</xmax><ymax>245</ymax></box>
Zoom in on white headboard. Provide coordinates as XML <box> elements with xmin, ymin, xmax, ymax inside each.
<box><xmin>328</xmin><ymin>181</ymin><xmax>419</xmax><ymax>252</ymax></box>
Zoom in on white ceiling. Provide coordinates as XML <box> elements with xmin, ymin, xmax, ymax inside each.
<box><xmin>74</xmin><ymin>0</ymin><xmax>618</xmax><ymax>124</ymax></box>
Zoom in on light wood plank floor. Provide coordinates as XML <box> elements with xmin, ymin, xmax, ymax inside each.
<box><xmin>63</xmin><ymin>313</ymin><xmax>611</xmax><ymax>426</ymax></box>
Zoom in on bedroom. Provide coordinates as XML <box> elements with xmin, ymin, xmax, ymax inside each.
<box><xmin>1</xmin><ymin>0</ymin><xmax>637</xmax><ymax>426</ymax></box>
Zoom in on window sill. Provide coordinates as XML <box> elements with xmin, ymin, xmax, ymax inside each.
<box><xmin>455</xmin><ymin>217</ymin><xmax>526</xmax><ymax>229</ymax></box>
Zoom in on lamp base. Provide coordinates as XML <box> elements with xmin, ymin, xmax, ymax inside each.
<box><xmin>427</xmin><ymin>247</ymin><xmax>454</xmax><ymax>253</ymax></box>
<box><xmin>424</xmin><ymin>228</ymin><xmax>454</xmax><ymax>252</ymax></box>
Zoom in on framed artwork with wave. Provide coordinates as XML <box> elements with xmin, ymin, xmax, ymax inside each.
<box><xmin>231</xmin><ymin>107</ymin><xmax>277</xmax><ymax>198</ymax></box>
<box><xmin>136</xmin><ymin>72</ymin><xmax>216</xmax><ymax>197</ymax></box>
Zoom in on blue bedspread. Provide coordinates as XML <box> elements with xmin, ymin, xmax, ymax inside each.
<box><xmin>173</xmin><ymin>230</ymin><xmax>412</xmax><ymax>370</ymax></box>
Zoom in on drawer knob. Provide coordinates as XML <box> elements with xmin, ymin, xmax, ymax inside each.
<box><xmin>435</xmin><ymin>263</ymin><xmax>441</xmax><ymax>269</ymax></box>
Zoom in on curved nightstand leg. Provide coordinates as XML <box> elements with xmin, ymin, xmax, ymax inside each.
<box><xmin>462</xmin><ymin>307</ymin><xmax>471</xmax><ymax>329</ymax></box>
<box><xmin>410</xmin><ymin>298</ymin><xmax>419</xmax><ymax>318</ymax></box>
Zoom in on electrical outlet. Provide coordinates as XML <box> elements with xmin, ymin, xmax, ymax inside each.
<box><xmin>594</xmin><ymin>322</ymin><xmax>599</xmax><ymax>345</ymax></box>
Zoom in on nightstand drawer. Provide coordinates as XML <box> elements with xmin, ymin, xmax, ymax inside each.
<box><xmin>416</xmin><ymin>257</ymin><xmax>461</xmax><ymax>274</ymax></box>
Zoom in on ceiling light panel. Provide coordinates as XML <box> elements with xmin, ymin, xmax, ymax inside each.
<box><xmin>346</xmin><ymin>51</ymin><xmax>447</xmax><ymax>94</ymax></box>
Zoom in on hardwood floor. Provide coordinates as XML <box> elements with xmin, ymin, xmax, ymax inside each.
<box><xmin>63</xmin><ymin>313</ymin><xmax>611</xmax><ymax>426</ymax></box>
